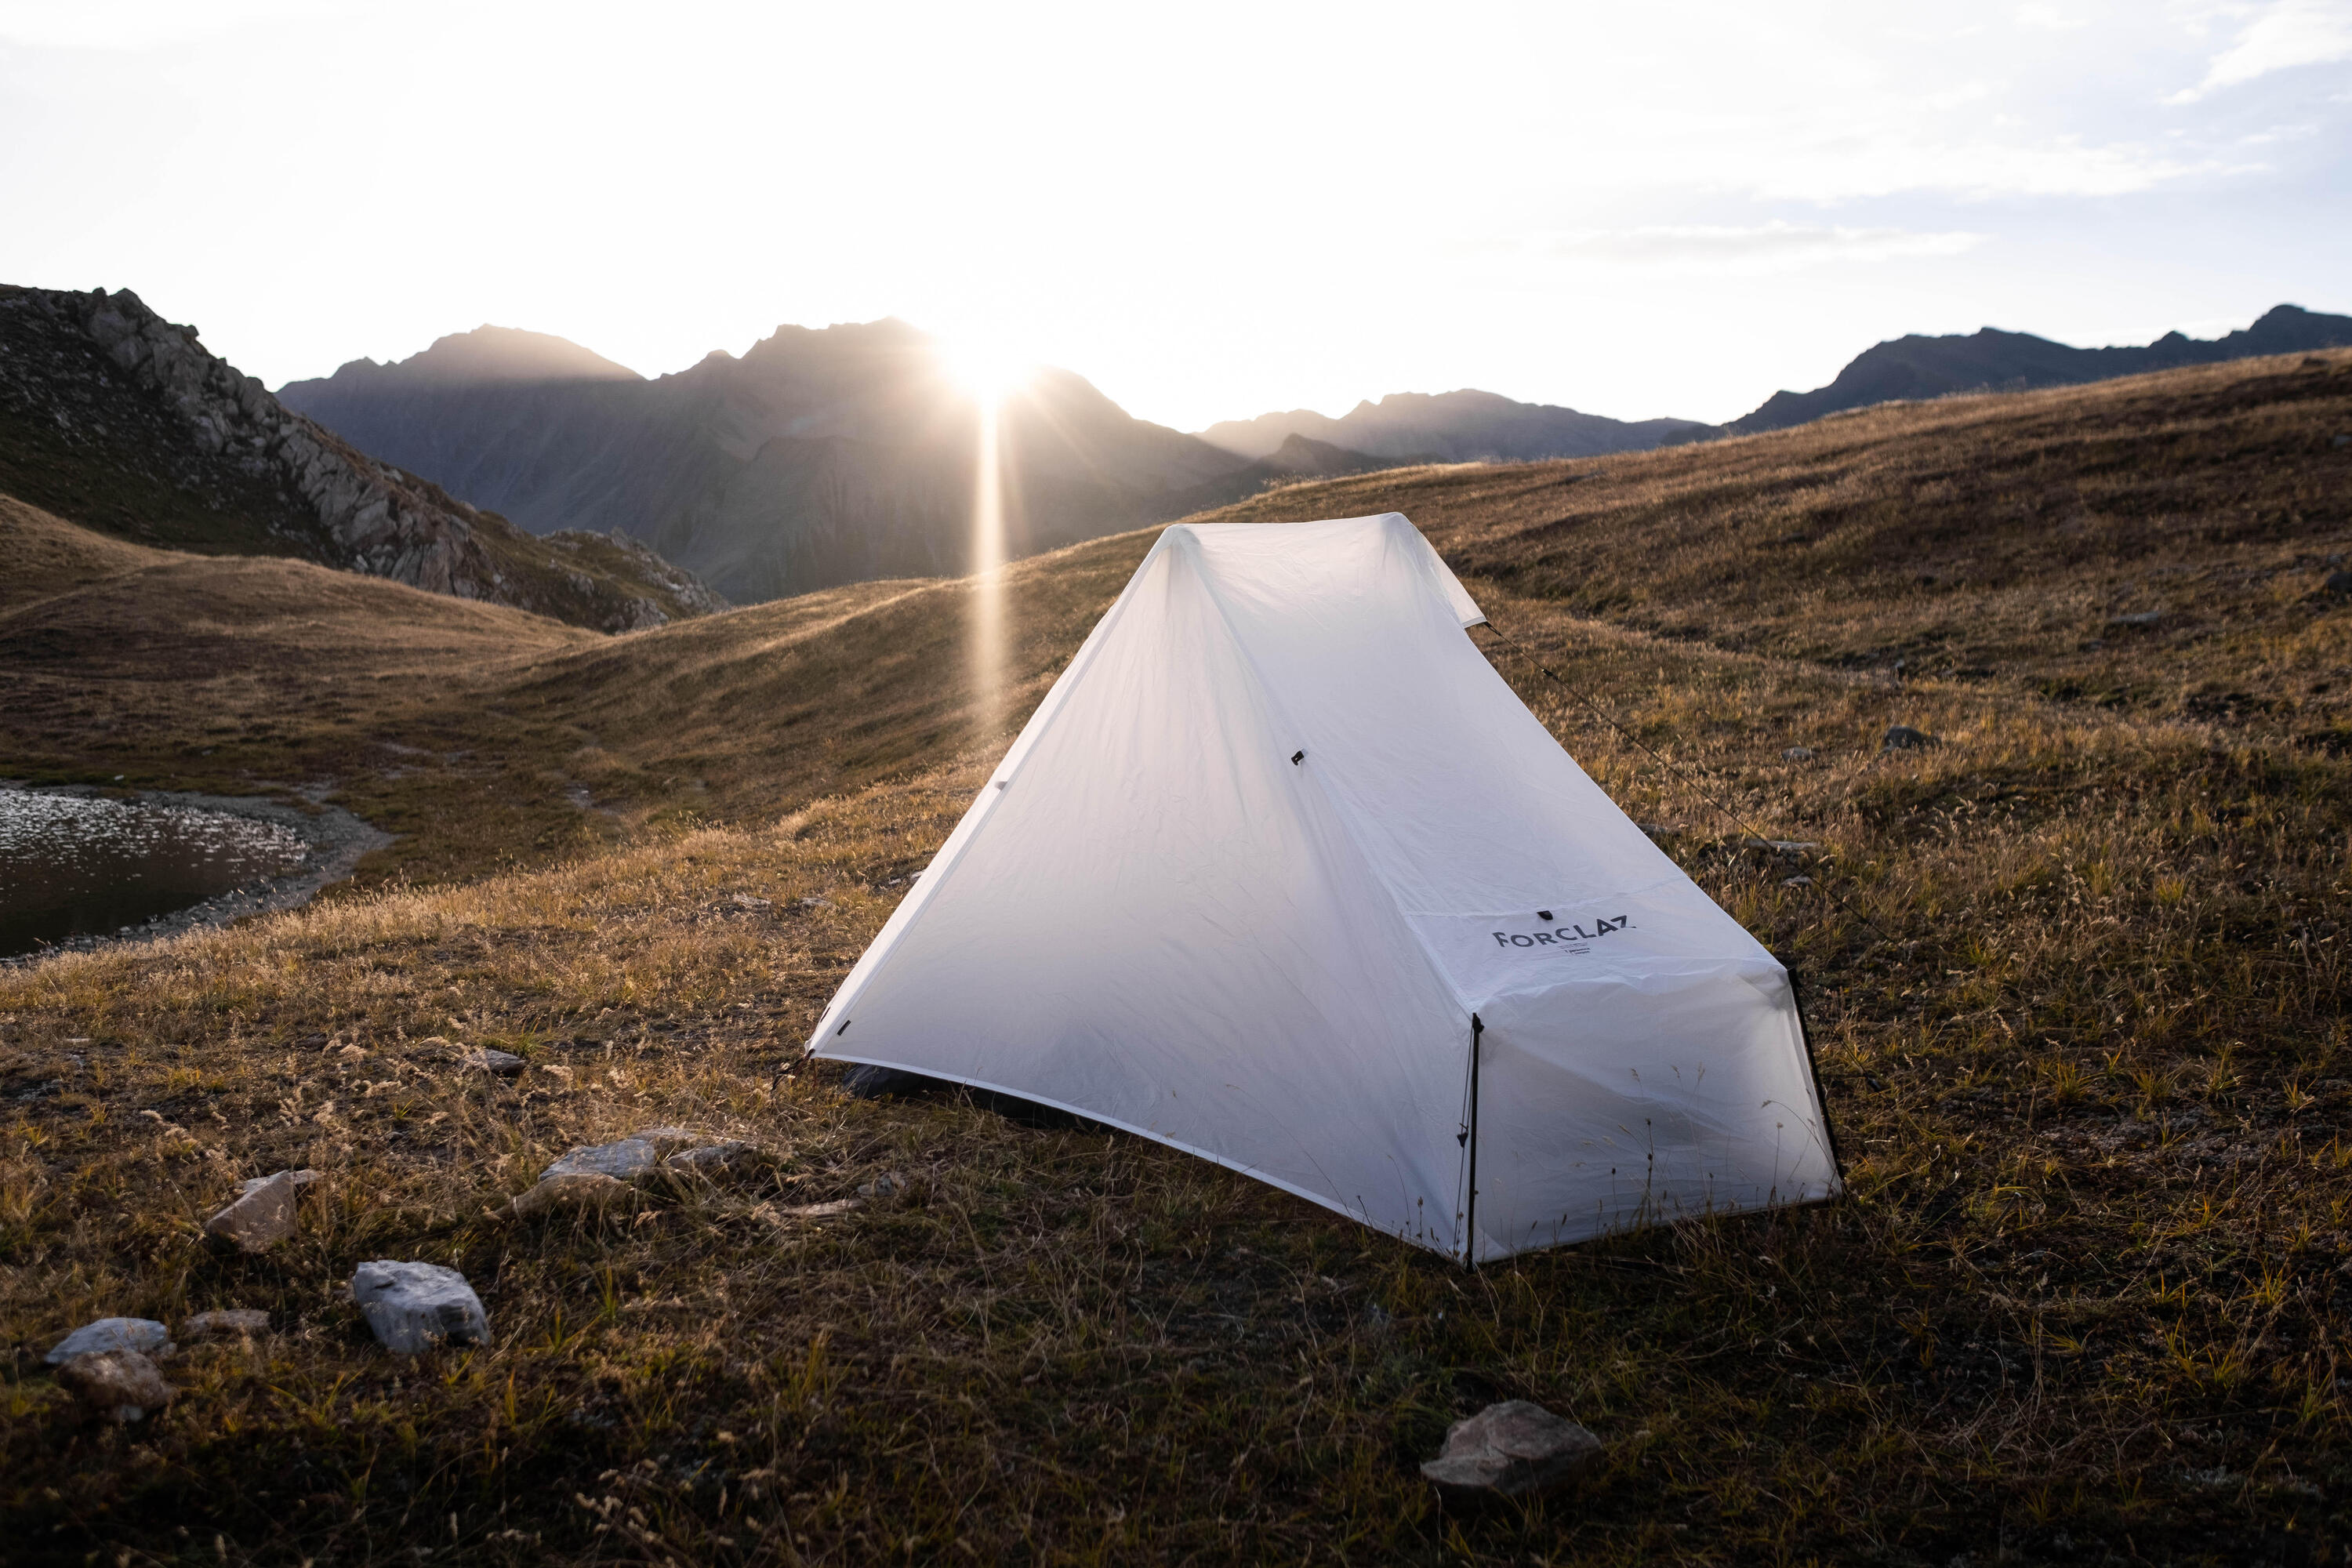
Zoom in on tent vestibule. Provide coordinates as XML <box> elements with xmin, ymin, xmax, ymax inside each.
<box><xmin>809</xmin><ymin>512</ymin><xmax>1839</xmax><ymax>1262</ymax></box>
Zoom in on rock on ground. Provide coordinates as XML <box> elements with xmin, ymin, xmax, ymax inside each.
<box><xmin>46</xmin><ymin>1317</ymin><xmax>171</xmax><ymax>1365</ymax></box>
<box><xmin>462</xmin><ymin>1047</ymin><xmax>526</xmax><ymax>1076</ymax></box>
<box><xmin>543</xmin><ymin>1127</ymin><xmax>701</xmax><ymax>1181</ymax></box>
<box><xmin>183</xmin><ymin>1308</ymin><xmax>271</xmax><ymax>1341</ymax></box>
<box><xmin>204</xmin><ymin>1167</ymin><xmax>318</xmax><ymax>1252</ymax></box>
<box><xmin>350</xmin><ymin>1261</ymin><xmax>490</xmax><ymax>1355</ymax></box>
<box><xmin>514</xmin><ymin>1127</ymin><xmax>760</xmax><ymax>1214</ymax></box>
<box><xmin>1420</xmin><ymin>1400</ymin><xmax>1602</xmax><ymax>1499</ymax></box>
<box><xmin>54</xmin><ymin>1350</ymin><xmax>176</xmax><ymax>1423</ymax></box>
<box><xmin>509</xmin><ymin>1171</ymin><xmax>628</xmax><ymax>1217</ymax></box>
<box><xmin>664</xmin><ymin>1141</ymin><xmax>759</xmax><ymax>1178</ymax></box>
<box><xmin>1882</xmin><ymin>724</ymin><xmax>1940</xmax><ymax>751</ymax></box>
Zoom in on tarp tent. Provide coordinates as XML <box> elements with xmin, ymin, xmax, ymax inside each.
<box><xmin>808</xmin><ymin>513</ymin><xmax>1839</xmax><ymax>1262</ymax></box>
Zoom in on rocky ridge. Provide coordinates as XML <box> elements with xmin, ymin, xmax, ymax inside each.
<box><xmin>0</xmin><ymin>285</ymin><xmax>723</xmax><ymax>632</ymax></box>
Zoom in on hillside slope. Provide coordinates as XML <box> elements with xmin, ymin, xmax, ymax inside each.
<box><xmin>1726</xmin><ymin>301</ymin><xmax>2352</xmax><ymax>434</ymax></box>
<box><xmin>3</xmin><ymin>350</ymin><xmax>2348</xmax><ymax>1564</ymax></box>
<box><xmin>1200</xmin><ymin>387</ymin><xmax>1705</xmax><ymax>463</ymax></box>
<box><xmin>281</xmin><ymin>321</ymin><xmax>1268</xmax><ymax>604</ymax></box>
<box><xmin>1</xmin><ymin>287</ymin><xmax>723</xmax><ymax>632</ymax></box>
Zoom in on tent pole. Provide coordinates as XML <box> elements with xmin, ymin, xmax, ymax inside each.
<box><xmin>1465</xmin><ymin>1012</ymin><xmax>1484</xmax><ymax>1269</ymax></box>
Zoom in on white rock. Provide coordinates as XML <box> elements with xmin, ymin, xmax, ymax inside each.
<box><xmin>205</xmin><ymin>1168</ymin><xmax>318</xmax><ymax>1253</ymax></box>
<box><xmin>1420</xmin><ymin>1400</ymin><xmax>1602</xmax><ymax>1498</ymax></box>
<box><xmin>46</xmin><ymin>1317</ymin><xmax>172</xmax><ymax>1365</ymax></box>
<box><xmin>350</xmin><ymin>1261</ymin><xmax>490</xmax><ymax>1355</ymax></box>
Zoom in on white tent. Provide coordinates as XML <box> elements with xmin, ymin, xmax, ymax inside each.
<box><xmin>809</xmin><ymin>513</ymin><xmax>1839</xmax><ymax>1262</ymax></box>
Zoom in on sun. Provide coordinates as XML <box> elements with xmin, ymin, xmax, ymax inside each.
<box><xmin>939</xmin><ymin>336</ymin><xmax>1033</xmax><ymax>402</ymax></box>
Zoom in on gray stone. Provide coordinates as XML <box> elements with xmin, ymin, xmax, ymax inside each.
<box><xmin>54</xmin><ymin>1350</ymin><xmax>176</xmax><ymax>1422</ymax></box>
<box><xmin>205</xmin><ymin>1168</ymin><xmax>317</xmax><ymax>1253</ymax></box>
<box><xmin>663</xmin><ymin>1141</ymin><xmax>760</xmax><ymax>1178</ymax></box>
<box><xmin>856</xmin><ymin>1171</ymin><xmax>909</xmax><ymax>1199</ymax></box>
<box><xmin>183</xmin><ymin>1308</ymin><xmax>271</xmax><ymax>1341</ymax></box>
<box><xmin>1882</xmin><ymin>724</ymin><xmax>1940</xmax><ymax>751</ymax></box>
<box><xmin>2109</xmin><ymin>609</ymin><xmax>2162</xmax><ymax>628</ymax></box>
<box><xmin>518</xmin><ymin>1128</ymin><xmax>737</xmax><ymax>1212</ymax></box>
<box><xmin>462</xmin><ymin>1047</ymin><xmax>526</xmax><ymax>1076</ymax></box>
<box><xmin>350</xmin><ymin>1261</ymin><xmax>490</xmax><ymax>1355</ymax></box>
<box><xmin>510</xmin><ymin>1171</ymin><xmax>628</xmax><ymax>1217</ymax></box>
<box><xmin>1782</xmin><ymin>746</ymin><xmax>1816</xmax><ymax>762</ymax></box>
<box><xmin>543</xmin><ymin>1137</ymin><xmax>661</xmax><ymax>1181</ymax></box>
<box><xmin>46</xmin><ymin>1317</ymin><xmax>171</xmax><ymax>1366</ymax></box>
<box><xmin>2325</xmin><ymin>570</ymin><xmax>2352</xmax><ymax>596</ymax></box>
<box><xmin>1420</xmin><ymin>1399</ymin><xmax>1602</xmax><ymax>1498</ymax></box>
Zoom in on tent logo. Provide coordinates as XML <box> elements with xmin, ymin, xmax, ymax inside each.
<box><xmin>1493</xmin><ymin>915</ymin><xmax>1631</xmax><ymax>950</ymax></box>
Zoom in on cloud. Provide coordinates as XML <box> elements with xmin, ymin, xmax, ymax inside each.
<box><xmin>2016</xmin><ymin>4</ymin><xmax>2089</xmax><ymax>30</ymax></box>
<box><xmin>2169</xmin><ymin>0</ymin><xmax>2352</xmax><ymax>102</ymax></box>
<box><xmin>0</xmin><ymin>0</ymin><xmax>318</xmax><ymax>49</ymax></box>
<box><xmin>1471</xmin><ymin>223</ymin><xmax>1987</xmax><ymax>278</ymax></box>
<box><xmin>1749</xmin><ymin>136</ymin><xmax>2211</xmax><ymax>201</ymax></box>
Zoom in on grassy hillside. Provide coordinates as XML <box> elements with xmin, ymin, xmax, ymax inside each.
<box><xmin>2</xmin><ymin>352</ymin><xmax>2350</xmax><ymax>1565</ymax></box>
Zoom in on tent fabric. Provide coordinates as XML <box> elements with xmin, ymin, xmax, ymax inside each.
<box><xmin>809</xmin><ymin>512</ymin><xmax>1840</xmax><ymax>1261</ymax></box>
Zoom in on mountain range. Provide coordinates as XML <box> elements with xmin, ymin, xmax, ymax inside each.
<box><xmin>0</xmin><ymin>286</ymin><xmax>721</xmax><ymax>631</ymax></box>
<box><xmin>1721</xmin><ymin>303</ymin><xmax>2352</xmax><ymax>434</ymax></box>
<box><xmin>1198</xmin><ymin>390</ymin><xmax>1705</xmax><ymax>463</ymax></box>
<box><xmin>281</xmin><ymin>322</ymin><xmax>1273</xmax><ymax>606</ymax></box>
<box><xmin>263</xmin><ymin>299</ymin><xmax>2352</xmax><ymax>608</ymax></box>
<box><xmin>279</xmin><ymin>332</ymin><xmax>1724</xmax><ymax>604</ymax></box>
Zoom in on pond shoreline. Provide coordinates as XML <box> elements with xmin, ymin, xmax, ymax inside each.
<box><xmin>0</xmin><ymin>783</ymin><xmax>394</xmax><ymax>965</ymax></box>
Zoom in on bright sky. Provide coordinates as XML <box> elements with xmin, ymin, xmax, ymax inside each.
<box><xmin>2</xmin><ymin>1</ymin><xmax>2347</xmax><ymax>429</ymax></box>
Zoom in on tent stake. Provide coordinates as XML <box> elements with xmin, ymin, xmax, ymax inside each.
<box><xmin>1465</xmin><ymin>1012</ymin><xmax>1483</xmax><ymax>1269</ymax></box>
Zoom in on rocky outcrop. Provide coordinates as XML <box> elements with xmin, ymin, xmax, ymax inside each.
<box><xmin>0</xmin><ymin>285</ymin><xmax>723</xmax><ymax>632</ymax></box>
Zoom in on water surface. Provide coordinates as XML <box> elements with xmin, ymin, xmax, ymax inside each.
<box><xmin>0</xmin><ymin>789</ymin><xmax>309</xmax><ymax>958</ymax></box>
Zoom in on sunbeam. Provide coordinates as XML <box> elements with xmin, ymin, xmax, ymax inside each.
<box><xmin>968</xmin><ymin>389</ymin><xmax>1006</xmax><ymax>728</ymax></box>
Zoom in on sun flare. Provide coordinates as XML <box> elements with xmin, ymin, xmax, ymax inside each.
<box><xmin>940</xmin><ymin>336</ymin><xmax>1033</xmax><ymax>403</ymax></box>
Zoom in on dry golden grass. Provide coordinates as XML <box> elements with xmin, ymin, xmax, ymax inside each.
<box><xmin>3</xmin><ymin>353</ymin><xmax>2351</xmax><ymax>1564</ymax></box>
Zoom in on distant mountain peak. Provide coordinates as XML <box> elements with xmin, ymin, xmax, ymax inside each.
<box><xmin>299</xmin><ymin>324</ymin><xmax>642</xmax><ymax>390</ymax></box>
